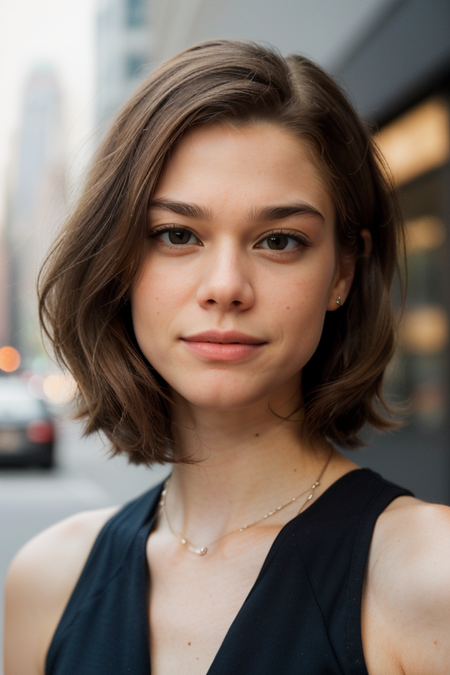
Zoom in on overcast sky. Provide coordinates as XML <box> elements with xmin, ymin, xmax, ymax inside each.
<box><xmin>0</xmin><ymin>0</ymin><xmax>96</xmax><ymax>223</ymax></box>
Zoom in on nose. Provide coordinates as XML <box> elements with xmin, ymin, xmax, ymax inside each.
<box><xmin>196</xmin><ymin>244</ymin><xmax>255</xmax><ymax>312</ymax></box>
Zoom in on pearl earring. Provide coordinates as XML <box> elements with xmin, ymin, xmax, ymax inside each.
<box><xmin>336</xmin><ymin>296</ymin><xmax>341</xmax><ymax>306</ymax></box>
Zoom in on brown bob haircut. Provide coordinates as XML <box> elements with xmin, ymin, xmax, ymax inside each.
<box><xmin>38</xmin><ymin>39</ymin><xmax>404</xmax><ymax>465</ymax></box>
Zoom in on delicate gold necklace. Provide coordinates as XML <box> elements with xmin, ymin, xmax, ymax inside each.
<box><xmin>159</xmin><ymin>451</ymin><xmax>332</xmax><ymax>556</ymax></box>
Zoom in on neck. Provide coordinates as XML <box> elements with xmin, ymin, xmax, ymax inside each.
<box><xmin>161</xmin><ymin>394</ymin><xmax>341</xmax><ymax>548</ymax></box>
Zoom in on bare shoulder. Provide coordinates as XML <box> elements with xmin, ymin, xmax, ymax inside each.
<box><xmin>4</xmin><ymin>505</ymin><xmax>119</xmax><ymax>675</ymax></box>
<box><xmin>370</xmin><ymin>495</ymin><xmax>450</xmax><ymax>593</ymax></box>
<box><xmin>362</xmin><ymin>495</ymin><xmax>450</xmax><ymax>675</ymax></box>
<box><xmin>6</xmin><ymin>504</ymin><xmax>120</xmax><ymax>600</ymax></box>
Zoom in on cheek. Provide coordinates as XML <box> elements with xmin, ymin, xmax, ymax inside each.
<box><xmin>263</xmin><ymin>260</ymin><xmax>336</xmax><ymax>320</ymax></box>
<box><xmin>262</xmin><ymin>261</ymin><xmax>336</xmax><ymax>362</ymax></box>
<box><xmin>131</xmin><ymin>261</ymin><xmax>191</xmax><ymax>329</ymax></box>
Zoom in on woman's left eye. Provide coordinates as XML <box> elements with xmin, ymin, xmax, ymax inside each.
<box><xmin>257</xmin><ymin>233</ymin><xmax>303</xmax><ymax>251</ymax></box>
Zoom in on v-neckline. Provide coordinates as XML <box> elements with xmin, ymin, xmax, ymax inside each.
<box><xmin>143</xmin><ymin>468</ymin><xmax>363</xmax><ymax>675</ymax></box>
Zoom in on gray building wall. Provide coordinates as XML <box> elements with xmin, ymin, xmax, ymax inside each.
<box><xmin>150</xmin><ymin>0</ymin><xmax>397</xmax><ymax>70</ymax></box>
<box><xmin>96</xmin><ymin>0</ymin><xmax>400</xmax><ymax>131</ymax></box>
<box><xmin>335</xmin><ymin>0</ymin><xmax>450</xmax><ymax>123</ymax></box>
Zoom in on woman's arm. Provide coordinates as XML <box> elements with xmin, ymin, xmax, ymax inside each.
<box><xmin>362</xmin><ymin>497</ymin><xmax>450</xmax><ymax>675</ymax></box>
<box><xmin>3</xmin><ymin>506</ymin><xmax>118</xmax><ymax>675</ymax></box>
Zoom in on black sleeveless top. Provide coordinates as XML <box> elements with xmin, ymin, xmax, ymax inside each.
<box><xmin>46</xmin><ymin>468</ymin><xmax>413</xmax><ymax>675</ymax></box>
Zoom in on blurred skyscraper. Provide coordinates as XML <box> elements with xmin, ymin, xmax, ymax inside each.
<box><xmin>0</xmin><ymin>230</ymin><xmax>8</xmax><ymax>349</ymax></box>
<box><xmin>96</xmin><ymin>0</ymin><xmax>153</xmax><ymax>130</ymax></box>
<box><xmin>4</xmin><ymin>67</ymin><xmax>66</xmax><ymax>366</ymax></box>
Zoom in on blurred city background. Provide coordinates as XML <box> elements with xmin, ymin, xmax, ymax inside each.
<box><xmin>0</xmin><ymin>0</ymin><xmax>449</xmax><ymax>666</ymax></box>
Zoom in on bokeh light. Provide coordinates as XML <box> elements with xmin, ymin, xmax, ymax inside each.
<box><xmin>43</xmin><ymin>374</ymin><xmax>77</xmax><ymax>404</ymax></box>
<box><xmin>0</xmin><ymin>346</ymin><xmax>21</xmax><ymax>372</ymax></box>
<box><xmin>27</xmin><ymin>373</ymin><xmax>46</xmax><ymax>398</ymax></box>
<box><xmin>406</xmin><ymin>216</ymin><xmax>446</xmax><ymax>252</ymax></box>
<box><xmin>400</xmin><ymin>306</ymin><xmax>449</xmax><ymax>354</ymax></box>
<box><xmin>376</xmin><ymin>98</ymin><xmax>450</xmax><ymax>186</ymax></box>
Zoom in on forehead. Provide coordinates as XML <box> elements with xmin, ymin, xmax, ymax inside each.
<box><xmin>152</xmin><ymin>123</ymin><xmax>334</xmax><ymax>224</ymax></box>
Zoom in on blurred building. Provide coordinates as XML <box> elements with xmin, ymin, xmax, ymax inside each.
<box><xmin>333</xmin><ymin>0</ymin><xmax>450</xmax><ymax>504</ymax></box>
<box><xmin>148</xmin><ymin>0</ymin><xmax>398</xmax><ymax>69</ymax></box>
<box><xmin>0</xmin><ymin>230</ymin><xmax>8</xmax><ymax>348</ymax></box>
<box><xmin>96</xmin><ymin>0</ymin><xmax>153</xmax><ymax>130</ymax></box>
<box><xmin>95</xmin><ymin>0</ymin><xmax>399</xmax><ymax>129</ymax></box>
<box><xmin>94</xmin><ymin>0</ymin><xmax>450</xmax><ymax>502</ymax></box>
<box><xmin>4</xmin><ymin>67</ymin><xmax>67</xmax><ymax>366</ymax></box>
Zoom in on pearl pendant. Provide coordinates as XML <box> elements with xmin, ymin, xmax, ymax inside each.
<box><xmin>188</xmin><ymin>544</ymin><xmax>208</xmax><ymax>556</ymax></box>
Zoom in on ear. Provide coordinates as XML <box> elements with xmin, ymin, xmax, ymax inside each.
<box><xmin>326</xmin><ymin>229</ymin><xmax>372</xmax><ymax>311</ymax></box>
<box><xmin>326</xmin><ymin>253</ymin><xmax>356</xmax><ymax>311</ymax></box>
<box><xmin>360</xmin><ymin>228</ymin><xmax>372</xmax><ymax>256</ymax></box>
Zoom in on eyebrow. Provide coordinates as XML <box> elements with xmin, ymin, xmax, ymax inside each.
<box><xmin>149</xmin><ymin>199</ymin><xmax>212</xmax><ymax>220</ymax></box>
<box><xmin>248</xmin><ymin>203</ymin><xmax>325</xmax><ymax>223</ymax></box>
<box><xmin>149</xmin><ymin>199</ymin><xmax>324</xmax><ymax>223</ymax></box>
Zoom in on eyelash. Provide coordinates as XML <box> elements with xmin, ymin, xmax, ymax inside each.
<box><xmin>149</xmin><ymin>226</ymin><xmax>311</xmax><ymax>253</ymax></box>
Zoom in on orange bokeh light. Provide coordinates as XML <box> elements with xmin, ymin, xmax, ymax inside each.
<box><xmin>0</xmin><ymin>346</ymin><xmax>21</xmax><ymax>372</ymax></box>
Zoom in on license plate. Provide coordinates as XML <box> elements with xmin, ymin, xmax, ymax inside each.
<box><xmin>0</xmin><ymin>429</ymin><xmax>22</xmax><ymax>453</ymax></box>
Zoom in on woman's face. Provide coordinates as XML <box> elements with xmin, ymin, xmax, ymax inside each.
<box><xmin>131</xmin><ymin>123</ymin><xmax>354</xmax><ymax>412</ymax></box>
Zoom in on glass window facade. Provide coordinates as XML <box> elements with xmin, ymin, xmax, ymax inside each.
<box><xmin>126</xmin><ymin>0</ymin><xmax>146</xmax><ymax>27</ymax></box>
<box><xmin>343</xmin><ymin>96</ymin><xmax>450</xmax><ymax>504</ymax></box>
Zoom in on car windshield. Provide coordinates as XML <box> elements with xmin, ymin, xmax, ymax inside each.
<box><xmin>0</xmin><ymin>383</ymin><xmax>47</xmax><ymax>424</ymax></box>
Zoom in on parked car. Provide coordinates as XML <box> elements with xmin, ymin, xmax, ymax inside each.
<box><xmin>0</xmin><ymin>377</ymin><xmax>55</xmax><ymax>468</ymax></box>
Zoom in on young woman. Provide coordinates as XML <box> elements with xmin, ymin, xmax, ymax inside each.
<box><xmin>4</xmin><ymin>40</ymin><xmax>450</xmax><ymax>675</ymax></box>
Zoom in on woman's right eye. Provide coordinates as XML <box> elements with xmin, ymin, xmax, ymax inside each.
<box><xmin>153</xmin><ymin>228</ymin><xmax>199</xmax><ymax>246</ymax></box>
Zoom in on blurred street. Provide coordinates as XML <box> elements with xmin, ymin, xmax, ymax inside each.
<box><xmin>0</xmin><ymin>416</ymin><xmax>169</xmax><ymax>672</ymax></box>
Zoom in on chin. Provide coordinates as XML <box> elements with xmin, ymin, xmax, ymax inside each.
<box><xmin>170</xmin><ymin>372</ymin><xmax>291</xmax><ymax>413</ymax></box>
<box><xmin>186</xmin><ymin>394</ymin><xmax>260</xmax><ymax>411</ymax></box>
<box><xmin>173</xmin><ymin>386</ymin><xmax>259</xmax><ymax>411</ymax></box>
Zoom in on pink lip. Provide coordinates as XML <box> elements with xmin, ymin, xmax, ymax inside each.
<box><xmin>183</xmin><ymin>330</ymin><xmax>265</xmax><ymax>345</ymax></box>
<box><xmin>180</xmin><ymin>330</ymin><xmax>266</xmax><ymax>361</ymax></box>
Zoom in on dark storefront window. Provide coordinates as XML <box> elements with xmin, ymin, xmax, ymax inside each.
<box><xmin>397</xmin><ymin>177</ymin><xmax>448</xmax><ymax>433</ymax></box>
<box><xmin>377</xmin><ymin>98</ymin><xmax>450</xmax><ymax>436</ymax></box>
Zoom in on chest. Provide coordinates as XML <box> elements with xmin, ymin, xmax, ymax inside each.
<box><xmin>145</xmin><ymin>530</ymin><xmax>403</xmax><ymax>675</ymax></box>
<box><xmin>146</xmin><ymin>530</ymin><xmax>277</xmax><ymax>675</ymax></box>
